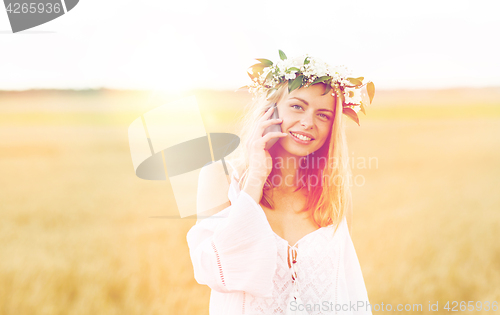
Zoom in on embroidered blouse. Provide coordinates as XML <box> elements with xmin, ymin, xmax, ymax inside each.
<box><xmin>186</xmin><ymin>161</ymin><xmax>372</xmax><ymax>315</ymax></box>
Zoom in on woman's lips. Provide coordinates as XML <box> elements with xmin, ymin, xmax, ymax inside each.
<box><xmin>289</xmin><ymin>131</ymin><xmax>313</xmax><ymax>145</ymax></box>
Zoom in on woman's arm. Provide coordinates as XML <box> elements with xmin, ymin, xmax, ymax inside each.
<box><xmin>195</xmin><ymin>161</ymin><xmax>233</xmax><ymax>224</ymax></box>
<box><xmin>186</xmin><ymin>161</ymin><xmax>277</xmax><ymax>297</ymax></box>
<box><xmin>343</xmin><ymin>220</ymin><xmax>372</xmax><ymax>315</ymax></box>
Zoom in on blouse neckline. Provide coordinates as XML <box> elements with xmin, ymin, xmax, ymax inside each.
<box><xmin>269</xmin><ymin>225</ymin><xmax>331</xmax><ymax>248</ymax></box>
<box><xmin>226</xmin><ymin>160</ymin><xmax>336</xmax><ymax>249</ymax></box>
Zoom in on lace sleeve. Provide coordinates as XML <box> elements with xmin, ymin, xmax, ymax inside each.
<box><xmin>186</xmin><ymin>163</ymin><xmax>277</xmax><ymax>298</ymax></box>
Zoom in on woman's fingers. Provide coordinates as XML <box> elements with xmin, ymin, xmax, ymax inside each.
<box><xmin>259</xmin><ymin>131</ymin><xmax>288</xmax><ymax>146</ymax></box>
<box><xmin>258</xmin><ymin>105</ymin><xmax>276</xmax><ymax>122</ymax></box>
<box><xmin>247</xmin><ymin>112</ymin><xmax>282</xmax><ymax>151</ymax></box>
<box><xmin>247</xmin><ymin>107</ymin><xmax>275</xmax><ymax>146</ymax></box>
<box><xmin>245</xmin><ymin>106</ymin><xmax>285</xmax><ymax>183</ymax></box>
<box><xmin>248</xmin><ymin>131</ymin><xmax>287</xmax><ymax>150</ymax></box>
<box><xmin>259</xmin><ymin>118</ymin><xmax>282</xmax><ymax>132</ymax></box>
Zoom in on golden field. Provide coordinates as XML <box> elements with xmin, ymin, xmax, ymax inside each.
<box><xmin>0</xmin><ymin>88</ymin><xmax>499</xmax><ymax>314</ymax></box>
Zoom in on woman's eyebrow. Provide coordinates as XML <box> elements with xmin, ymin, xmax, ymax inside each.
<box><xmin>289</xmin><ymin>97</ymin><xmax>333</xmax><ymax>113</ymax></box>
<box><xmin>289</xmin><ymin>97</ymin><xmax>309</xmax><ymax>105</ymax></box>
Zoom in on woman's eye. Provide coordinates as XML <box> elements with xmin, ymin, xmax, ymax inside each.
<box><xmin>319</xmin><ymin>113</ymin><xmax>330</xmax><ymax>119</ymax></box>
<box><xmin>291</xmin><ymin>105</ymin><xmax>303</xmax><ymax>110</ymax></box>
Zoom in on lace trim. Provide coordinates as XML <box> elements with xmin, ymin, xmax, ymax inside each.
<box><xmin>246</xmin><ymin>226</ymin><xmax>345</xmax><ymax>314</ymax></box>
<box><xmin>211</xmin><ymin>240</ymin><xmax>226</xmax><ymax>287</ymax></box>
<box><xmin>288</xmin><ymin>245</ymin><xmax>299</xmax><ymax>299</ymax></box>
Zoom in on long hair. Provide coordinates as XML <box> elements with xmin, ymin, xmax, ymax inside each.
<box><xmin>229</xmin><ymin>81</ymin><xmax>352</xmax><ymax>232</ymax></box>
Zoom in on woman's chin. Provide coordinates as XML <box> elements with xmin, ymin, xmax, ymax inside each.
<box><xmin>276</xmin><ymin>141</ymin><xmax>315</xmax><ymax>157</ymax></box>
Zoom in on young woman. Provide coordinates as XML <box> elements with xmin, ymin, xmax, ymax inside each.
<box><xmin>187</xmin><ymin>52</ymin><xmax>373</xmax><ymax>315</ymax></box>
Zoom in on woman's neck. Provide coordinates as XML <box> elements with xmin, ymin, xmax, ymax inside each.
<box><xmin>271</xmin><ymin>144</ymin><xmax>304</xmax><ymax>192</ymax></box>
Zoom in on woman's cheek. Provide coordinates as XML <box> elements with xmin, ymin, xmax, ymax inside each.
<box><xmin>280</xmin><ymin>120</ymin><xmax>288</xmax><ymax>131</ymax></box>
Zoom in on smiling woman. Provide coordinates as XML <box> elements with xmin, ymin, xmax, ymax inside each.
<box><xmin>186</xmin><ymin>51</ymin><xmax>373</xmax><ymax>315</ymax></box>
<box><xmin>276</xmin><ymin>85</ymin><xmax>335</xmax><ymax>159</ymax></box>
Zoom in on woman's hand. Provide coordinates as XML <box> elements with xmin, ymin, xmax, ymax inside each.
<box><xmin>243</xmin><ymin>106</ymin><xmax>287</xmax><ymax>203</ymax></box>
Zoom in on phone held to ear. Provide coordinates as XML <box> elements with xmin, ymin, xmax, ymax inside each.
<box><xmin>263</xmin><ymin>103</ymin><xmax>281</xmax><ymax>150</ymax></box>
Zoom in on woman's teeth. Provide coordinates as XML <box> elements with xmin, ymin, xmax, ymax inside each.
<box><xmin>290</xmin><ymin>132</ymin><xmax>312</xmax><ymax>141</ymax></box>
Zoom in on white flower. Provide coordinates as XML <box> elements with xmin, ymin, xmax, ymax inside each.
<box><xmin>275</xmin><ymin>59</ymin><xmax>294</xmax><ymax>76</ymax></box>
<box><xmin>344</xmin><ymin>104</ymin><xmax>361</xmax><ymax>114</ymax></box>
<box><xmin>302</xmin><ymin>66</ymin><xmax>314</xmax><ymax>77</ymax></box>
<box><xmin>284</xmin><ymin>69</ymin><xmax>298</xmax><ymax>80</ymax></box>
<box><xmin>331</xmin><ymin>65</ymin><xmax>351</xmax><ymax>78</ymax></box>
<box><xmin>291</xmin><ymin>55</ymin><xmax>306</xmax><ymax>67</ymax></box>
<box><xmin>339</xmin><ymin>77</ymin><xmax>351</xmax><ymax>87</ymax></box>
<box><xmin>344</xmin><ymin>87</ymin><xmax>362</xmax><ymax>105</ymax></box>
<box><xmin>312</xmin><ymin>65</ymin><xmax>328</xmax><ymax>78</ymax></box>
<box><xmin>266</xmin><ymin>78</ymin><xmax>277</xmax><ymax>88</ymax></box>
<box><xmin>310</xmin><ymin>59</ymin><xmax>328</xmax><ymax>77</ymax></box>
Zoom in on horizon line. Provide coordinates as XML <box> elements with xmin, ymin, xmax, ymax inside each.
<box><xmin>1</xmin><ymin>85</ymin><xmax>500</xmax><ymax>93</ymax></box>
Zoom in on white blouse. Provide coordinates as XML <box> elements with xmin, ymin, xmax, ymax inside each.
<box><xmin>186</xmin><ymin>162</ymin><xmax>372</xmax><ymax>315</ymax></box>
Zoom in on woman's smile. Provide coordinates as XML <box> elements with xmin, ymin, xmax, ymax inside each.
<box><xmin>289</xmin><ymin>131</ymin><xmax>314</xmax><ymax>144</ymax></box>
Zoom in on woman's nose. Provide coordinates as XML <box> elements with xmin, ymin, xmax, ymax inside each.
<box><xmin>300</xmin><ymin>115</ymin><xmax>314</xmax><ymax>129</ymax></box>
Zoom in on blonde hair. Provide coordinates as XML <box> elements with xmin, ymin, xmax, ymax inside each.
<box><xmin>230</xmin><ymin>81</ymin><xmax>352</xmax><ymax>232</ymax></box>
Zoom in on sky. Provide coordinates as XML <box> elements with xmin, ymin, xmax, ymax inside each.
<box><xmin>0</xmin><ymin>0</ymin><xmax>499</xmax><ymax>92</ymax></box>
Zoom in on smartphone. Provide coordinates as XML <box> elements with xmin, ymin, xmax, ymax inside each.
<box><xmin>263</xmin><ymin>103</ymin><xmax>281</xmax><ymax>150</ymax></box>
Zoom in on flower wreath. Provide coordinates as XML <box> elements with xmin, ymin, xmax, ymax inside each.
<box><xmin>242</xmin><ymin>50</ymin><xmax>375</xmax><ymax>126</ymax></box>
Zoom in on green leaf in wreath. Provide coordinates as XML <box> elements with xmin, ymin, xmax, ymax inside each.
<box><xmin>287</xmin><ymin>67</ymin><xmax>300</xmax><ymax>73</ymax></box>
<box><xmin>267</xmin><ymin>88</ymin><xmax>278</xmax><ymax>97</ymax></box>
<box><xmin>322</xmin><ymin>84</ymin><xmax>332</xmax><ymax>96</ymax></box>
<box><xmin>250</xmin><ymin>64</ymin><xmax>266</xmax><ymax>76</ymax></box>
<box><xmin>247</xmin><ymin>69</ymin><xmax>256</xmax><ymax>80</ymax></box>
<box><xmin>255</xmin><ymin>58</ymin><xmax>273</xmax><ymax>67</ymax></box>
<box><xmin>367</xmin><ymin>81</ymin><xmax>375</xmax><ymax>104</ymax></box>
<box><xmin>343</xmin><ymin>107</ymin><xmax>360</xmax><ymax>126</ymax></box>
<box><xmin>347</xmin><ymin>77</ymin><xmax>363</xmax><ymax>86</ymax></box>
<box><xmin>288</xmin><ymin>75</ymin><xmax>303</xmax><ymax>93</ymax></box>
<box><xmin>311</xmin><ymin>76</ymin><xmax>331</xmax><ymax>85</ymax></box>
<box><xmin>279</xmin><ymin>50</ymin><xmax>287</xmax><ymax>61</ymax></box>
<box><xmin>304</xmin><ymin>56</ymin><xmax>310</xmax><ymax>64</ymax></box>
<box><xmin>355</xmin><ymin>77</ymin><xmax>364</xmax><ymax>82</ymax></box>
<box><xmin>265</xmin><ymin>70</ymin><xmax>274</xmax><ymax>82</ymax></box>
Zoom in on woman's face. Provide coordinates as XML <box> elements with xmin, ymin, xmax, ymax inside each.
<box><xmin>275</xmin><ymin>83</ymin><xmax>335</xmax><ymax>157</ymax></box>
